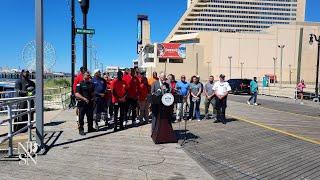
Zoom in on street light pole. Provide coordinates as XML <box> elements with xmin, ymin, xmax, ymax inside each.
<box><xmin>228</xmin><ymin>56</ymin><xmax>232</xmax><ymax>79</ymax></box>
<box><xmin>273</xmin><ymin>57</ymin><xmax>277</xmax><ymax>86</ymax></box>
<box><xmin>278</xmin><ymin>45</ymin><xmax>285</xmax><ymax>88</ymax></box>
<box><xmin>289</xmin><ymin>64</ymin><xmax>292</xmax><ymax>84</ymax></box>
<box><xmin>78</xmin><ymin>0</ymin><xmax>90</xmax><ymax>69</ymax></box>
<box><xmin>309</xmin><ymin>34</ymin><xmax>320</xmax><ymax>98</ymax></box>
<box><xmin>240</xmin><ymin>62</ymin><xmax>244</xmax><ymax>79</ymax></box>
<box><xmin>196</xmin><ymin>53</ymin><xmax>199</xmax><ymax>75</ymax></box>
<box><xmin>35</xmin><ymin>0</ymin><xmax>44</xmax><ymax>151</ymax></box>
<box><xmin>206</xmin><ymin>61</ymin><xmax>211</xmax><ymax>77</ymax></box>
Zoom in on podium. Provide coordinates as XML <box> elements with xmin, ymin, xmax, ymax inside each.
<box><xmin>151</xmin><ymin>95</ymin><xmax>178</xmax><ymax>144</ymax></box>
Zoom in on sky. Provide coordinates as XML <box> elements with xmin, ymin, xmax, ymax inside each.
<box><xmin>1</xmin><ymin>0</ymin><xmax>320</xmax><ymax>72</ymax></box>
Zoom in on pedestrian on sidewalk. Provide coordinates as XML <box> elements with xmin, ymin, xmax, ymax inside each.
<box><xmin>247</xmin><ymin>77</ymin><xmax>259</xmax><ymax>106</ymax></box>
<box><xmin>112</xmin><ymin>71</ymin><xmax>128</xmax><ymax>132</ymax></box>
<box><xmin>204</xmin><ymin>75</ymin><xmax>217</xmax><ymax>120</ymax></box>
<box><xmin>176</xmin><ymin>75</ymin><xmax>190</xmax><ymax>121</ymax></box>
<box><xmin>75</xmin><ymin>71</ymin><xmax>95</xmax><ymax>135</ymax></box>
<box><xmin>213</xmin><ymin>74</ymin><xmax>231</xmax><ymax>124</ymax></box>
<box><xmin>188</xmin><ymin>76</ymin><xmax>202</xmax><ymax>121</ymax></box>
<box><xmin>297</xmin><ymin>79</ymin><xmax>306</xmax><ymax>105</ymax></box>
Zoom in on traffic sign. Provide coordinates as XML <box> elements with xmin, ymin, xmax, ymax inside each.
<box><xmin>75</xmin><ymin>28</ymin><xmax>95</xmax><ymax>35</ymax></box>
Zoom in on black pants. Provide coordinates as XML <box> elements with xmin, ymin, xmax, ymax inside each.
<box><xmin>125</xmin><ymin>98</ymin><xmax>137</xmax><ymax>123</ymax></box>
<box><xmin>114</xmin><ymin>102</ymin><xmax>126</xmax><ymax>130</ymax></box>
<box><xmin>78</xmin><ymin>104</ymin><xmax>94</xmax><ymax>131</ymax></box>
<box><xmin>215</xmin><ymin>97</ymin><xmax>227</xmax><ymax>122</ymax></box>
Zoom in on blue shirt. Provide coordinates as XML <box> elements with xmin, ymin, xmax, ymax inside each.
<box><xmin>250</xmin><ymin>80</ymin><xmax>258</xmax><ymax>93</ymax></box>
<box><xmin>176</xmin><ymin>81</ymin><xmax>189</xmax><ymax>96</ymax></box>
<box><xmin>91</xmin><ymin>77</ymin><xmax>106</xmax><ymax>97</ymax></box>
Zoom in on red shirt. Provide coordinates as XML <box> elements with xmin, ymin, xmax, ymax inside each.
<box><xmin>138</xmin><ymin>83</ymin><xmax>150</xmax><ymax>101</ymax></box>
<box><xmin>111</xmin><ymin>79</ymin><xmax>127</xmax><ymax>103</ymax></box>
<box><xmin>104</xmin><ymin>79</ymin><xmax>113</xmax><ymax>100</ymax></box>
<box><xmin>170</xmin><ymin>81</ymin><xmax>176</xmax><ymax>94</ymax></box>
<box><xmin>123</xmin><ymin>73</ymin><xmax>131</xmax><ymax>83</ymax></box>
<box><xmin>124</xmin><ymin>76</ymin><xmax>139</xmax><ymax>99</ymax></box>
<box><xmin>73</xmin><ymin>72</ymin><xmax>83</xmax><ymax>93</ymax></box>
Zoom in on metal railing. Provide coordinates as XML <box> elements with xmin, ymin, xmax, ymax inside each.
<box><xmin>0</xmin><ymin>96</ymin><xmax>35</xmax><ymax>157</ymax></box>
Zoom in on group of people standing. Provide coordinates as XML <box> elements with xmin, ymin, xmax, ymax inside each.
<box><xmin>73</xmin><ymin>67</ymin><xmax>233</xmax><ymax>136</ymax></box>
<box><xmin>74</xmin><ymin>67</ymin><xmax>151</xmax><ymax>135</ymax></box>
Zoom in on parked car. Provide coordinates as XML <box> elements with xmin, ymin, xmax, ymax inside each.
<box><xmin>227</xmin><ymin>79</ymin><xmax>252</xmax><ymax>95</ymax></box>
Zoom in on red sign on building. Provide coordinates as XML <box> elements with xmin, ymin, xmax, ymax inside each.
<box><xmin>157</xmin><ymin>43</ymin><xmax>186</xmax><ymax>59</ymax></box>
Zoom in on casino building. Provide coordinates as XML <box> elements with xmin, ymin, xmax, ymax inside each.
<box><xmin>137</xmin><ymin>0</ymin><xmax>320</xmax><ymax>84</ymax></box>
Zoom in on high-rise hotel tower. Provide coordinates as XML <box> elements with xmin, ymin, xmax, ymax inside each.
<box><xmin>167</xmin><ymin>0</ymin><xmax>306</xmax><ymax>41</ymax></box>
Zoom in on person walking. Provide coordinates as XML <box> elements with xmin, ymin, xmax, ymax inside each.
<box><xmin>91</xmin><ymin>69</ymin><xmax>106</xmax><ymax>130</ymax></box>
<box><xmin>111</xmin><ymin>71</ymin><xmax>128</xmax><ymax>132</ymax></box>
<box><xmin>138</xmin><ymin>76</ymin><xmax>150</xmax><ymax>124</ymax></box>
<box><xmin>296</xmin><ymin>79</ymin><xmax>306</xmax><ymax>105</ymax></box>
<box><xmin>213</xmin><ymin>74</ymin><xmax>231</xmax><ymax>124</ymax></box>
<box><xmin>176</xmin><ymin>75</ymin><xmax>189</xmax><ymax>121</ymax></box>
<box><xmin>204</xmin><ymin>75</ymin><xmax>217</xmax><ymax>120</ymax></box>
<box><xmin>75</xmin><ymin>71</ymin><xmax>95</xmax><ymax>135</ymax></box>
<box><xmin>188</xmin><ymin>76</ymin><xmax>202</xmax><ymax>121</ymax></box>
<box><xmin>247</xmin><ymin>77</ymin><xmax>259</xmax><ymax>106</ymax></box>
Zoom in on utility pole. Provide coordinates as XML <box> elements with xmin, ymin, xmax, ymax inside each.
<box><xmin>196</xmin><ymin>53</ymin><xmax>199</xmax><ymax>75</ymax></box>
<box><xmin>35</xmin><ymin>0</ymin><xmax>44</xmax><ymax>152</ymax></box>
<box><xmin>70</xmin><ymin>0</ymin><xmax>76</xmax><ymax>107</ymax></box>
<box><xmin>228</xmin><ymin>56</ymin><xmax>232</xmax><ymax>79</ymax></box>
<box><xmin>206</xmin><ymin>61</ymin><xmax>211</xmax><ymax>77</ymax></box>
<box><xmin>273</xmin><ymin>57</ymin><xmax>277</xmax><ymax>86</ymax></box>
<box><xmin>278</xmin><ymin>45</ymin><xmax>285</xmax><ymax>88</ymax></box>
<box><xmin>289</xmin><ymin>64</ymin><xmax>292</xmax><ymax>84</ymax></box>
<box><xmin>78</xmin><ymin>0</ymin><xmax>90</xmax><ymax>69</ymax></box>
<box><xmin>309</xmin><ymin>34</ymin><xmax>320</xmax><ymax>99</ymax></box>
<box><xmin>240</xmin><ymin>62</ymin><xmax>244</xmax><ymax>79</ymax></box>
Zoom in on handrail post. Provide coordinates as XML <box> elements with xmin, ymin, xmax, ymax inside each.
<box><xmin>7</xmin><ymin>105</ymin><xmax>13</xmax><ymax>157</ymax></box>
<box><xmin>27</xmin><ymin>99</ymin><xmax>32</xmax><ymax>142</ymax></box>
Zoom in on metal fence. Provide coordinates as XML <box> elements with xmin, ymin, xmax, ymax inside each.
<box><xmin>0</xmin><ymin>96</ymin><xmax>35</xmax><ymax>157</ymax></box>
<box><xmin>0</xmin><ymin>87</ymin><xmax>71</xmax><ymax>110</ymax></box>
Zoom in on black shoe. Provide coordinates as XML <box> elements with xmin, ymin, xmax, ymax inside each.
<box><xmin>114</xmin><ymin>128</ymin><xmax>118</xmax><ymax>132</ymax></box>
<box><xmin>79</xmin><ymin>129</ymin><xmax>85</xmax><ymax>136</ymax></box>
<box><xmin>222</xmin><ymin>120</ymin><xmax>226</xmax><ymax>124</ymax></box>
<box><xmin>88</xmin><ymin>128</ymin><xmax>97</xmax><ymax>133</ymax></box>
<box><xmin>213</xmin><ymin>120</ymin><xmax>220</xmax><ymax>123</ymax></box>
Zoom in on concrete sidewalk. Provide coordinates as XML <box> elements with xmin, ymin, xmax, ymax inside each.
<box><xmin>0</xmin><ymin>109</ymin><xmax>213</xmax><ymax>180</ymax></box>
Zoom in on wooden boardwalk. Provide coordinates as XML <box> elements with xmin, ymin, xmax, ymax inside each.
<box><xmin>0</xmin><ymin>109</ymin><xmax>213</xmax><ymax>180</ymax></box>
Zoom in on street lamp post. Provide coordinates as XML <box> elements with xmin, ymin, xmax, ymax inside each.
<box><xmin>240</xmin><ymin>62</ymin><xmax>244</xmax><ymax>79</ymax></box>
<box><xmin>278</xmin><ymin>45</ymin><xmax>285</xmax><ymax>88</ymax></box>
<box><xmin>309</xmin><ymin>34</ymin><xmax>320</xmax><ymax>99</ymax></box>
<box><xmin>35</xmin><ymin>0</ymin><xmax>45</xmax><ymax>152</ymax></box>
<box><xmin>78</xmin><ymin>0</ymin><xmax>90</xmax><ymax>69</ymax></box>
<box><xmin>206</xmin><ymin>61</ymin><xmax>211</xmax><ymax>77</ymax></box>
<box><xmin>289</xmin><ymin>64</ymin><xmax>292</xmax><ymax>84</ymax></box>
<box><xmin>196</xmin><ymin>53</ymin><xmax>199</xmax><ymax>75</ymax></box>
<box><xmin>228</xmin><ymin>56</ymin><xmax>232</xmax><ymax>79</ymax></box>
<box><xmin>273</xmin><ymin>57</ymin><xmax>277</xmax><ymax>86</ymax></box>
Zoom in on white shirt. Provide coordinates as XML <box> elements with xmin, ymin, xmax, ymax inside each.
<box><xmin>213</xmin><ymin>81</ymin><xmax>231</xmax><ymax>96</ymax></box>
